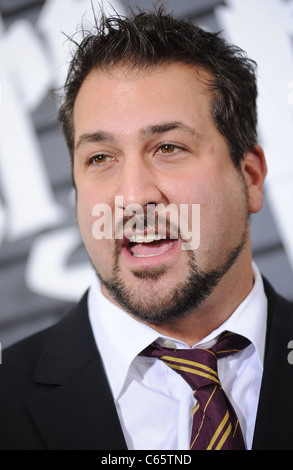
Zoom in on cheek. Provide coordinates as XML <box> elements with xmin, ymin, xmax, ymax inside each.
<box><xmin>76</xmin><ymin>192</ymin><xmax>93</xmax><ymax>233</ymax></box>
<box><xmin>76</xmin><ymin>186</ymin><xmax>117</xmax><ymax>242</ymax></box>
<box><xmin>76</xmin><ymin>192</ymin><xmax>115</xmax><ymax>277</ymax></box>
<box><xmin>190</xmin><ymin>176</ymin><xmax>247</xmax><ymax>245</ymax></box>
<box><xmin>76</xmin><ymin>189</ymin><xmax>106</xmax><ymax>255</ymax></box>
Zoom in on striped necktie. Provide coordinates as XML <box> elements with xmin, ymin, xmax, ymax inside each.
<box><xmin>141</xmin><ymin>331</ymin><xmax>251</xmax><ymax>450</ymax></box>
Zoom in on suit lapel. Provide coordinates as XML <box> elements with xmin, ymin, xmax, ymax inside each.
<box><xmin>26</xmin><ymin>293</ymin><xmax>127</xmax><ymax>450</ymax></box>
<box><xmin>252</xmin><ymin>279</ymin><xmax>293</xmax><ymax>449</ymax></box>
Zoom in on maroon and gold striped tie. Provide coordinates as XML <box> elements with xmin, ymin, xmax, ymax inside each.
<box><xmin>141</xmin><ymin>331</ymin><xmax>251</xmax><ymax>450</ymax></box>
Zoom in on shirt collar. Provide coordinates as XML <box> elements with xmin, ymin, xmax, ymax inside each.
<box><xmin>88</xmin><ymin>277</ymin><xmax>160</xmax><ymax>399</ymax></box>
<box><xmin>88</xmin><ymin>261</ymin><xmax>267</xmax><ymax>399</ymax></box>
<box><xmin>194</xmin><ymin>262</ymin><xmax>267</xmax><ymax>369</ymax></box>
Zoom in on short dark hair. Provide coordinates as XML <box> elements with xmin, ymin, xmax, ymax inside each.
<box><xmin>58</xmin><ymin>5</ymin><xmax>258</xmax><ymax>171</ymax></box>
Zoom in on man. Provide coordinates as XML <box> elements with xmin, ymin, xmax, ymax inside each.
<box><xmin>1</xmin><ymin>6</ymin><xmax>293</xmax><ymax>450</ymax></box>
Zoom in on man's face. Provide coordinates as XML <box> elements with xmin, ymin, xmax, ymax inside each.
<box><xmin>73</xmin><ymin>63</ymin><xmax>253</xmax><ymax>325</ymax></box>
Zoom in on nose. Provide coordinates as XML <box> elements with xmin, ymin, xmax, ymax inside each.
<box><xmin>116</xmin><ymin>156</ymin><xmax>165</xmax><ymax>210</ymax></box>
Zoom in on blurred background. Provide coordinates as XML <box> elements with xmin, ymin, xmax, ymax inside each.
<box><xmin>0</xmin><ymin>0</ymin><xmax>293</xmax><ymax>348</ymax></box>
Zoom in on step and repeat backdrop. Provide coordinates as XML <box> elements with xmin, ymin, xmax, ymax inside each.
<box><xmin>0</xmin><ymin>0</ymin><xmax>293</xmax><ymax>348</ymax></box>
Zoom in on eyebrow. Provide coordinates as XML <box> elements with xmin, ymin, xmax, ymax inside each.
<box><xmin>75</xmin><ymin>121</ymin><xmax>200</xmax><ymax>151</ymax></box>
<box><xmin>140</xmin><ymin>121</ymin><xmax>199</xmax><ymax>138</ymax></box>
<box><xmin>75</xmin><ymin>130</ymin><xmax>115</xmax><ymax>150</ymax></box>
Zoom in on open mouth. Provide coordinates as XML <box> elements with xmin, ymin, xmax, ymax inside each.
<box><xmin>124</xmin><ymin>233</ymin><xmax>179</xmax><ymax>258</ymax></box>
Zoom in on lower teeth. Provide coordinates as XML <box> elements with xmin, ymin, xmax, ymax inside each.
<box><xmin>132</xmin><ymin>252</ymin><xmax>164</xmax><ymax>258</ymax></box>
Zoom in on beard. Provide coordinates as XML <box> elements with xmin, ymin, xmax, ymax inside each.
<box><xmin>93</xmin><ymin>221</ymin><xmax>249</xmax><ymax>326</ymax></box>
<box><xmin>92</xmin><ymin>170</ymin><xmax>250</xmax><ymax>325</ymax></box>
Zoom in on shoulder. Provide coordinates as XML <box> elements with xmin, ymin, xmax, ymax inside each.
<box><xmin>0</xmin><ymin>321</ymin><xmax>61</xmax><ymax>449</ymax></box>
<box><xmin>1</xmin><ymin>325</ymin><xmax>51</xmax><ymax>380</ymax></box>
<box><xmin>0</xmin><ymin>292</ymin><xmax>94</xmax><ymax>449</ymax></box>
<box><xmin>0</xmin><ymin>313</ymin><xmax>68</xmax><ymax>399</ymax></box>
<box><xmin>0</xmin><ymin>290</ymin><xmax>90</xmax><ymax>389</ymax></box>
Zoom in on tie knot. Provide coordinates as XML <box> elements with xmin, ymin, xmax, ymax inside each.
<box><xmin>211</xmin><ymin>331</ymin><xmax>251</xmax><ymax>359</ymax></box>
<box><xmin>140</xmin><ymin>331</ymin><xmax>251</xmax><ymax>391</ymax></box>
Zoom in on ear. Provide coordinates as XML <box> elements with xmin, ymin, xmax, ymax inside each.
<box><xmin>241</xmin><ymin>144</ymin><xmax>267</xmax><ymax>214</ymax></box>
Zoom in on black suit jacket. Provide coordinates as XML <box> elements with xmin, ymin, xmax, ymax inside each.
<box><xmin>0</xmin><ymin>278</ymin><xmax>293</xmax><ymax>450</ymax></box>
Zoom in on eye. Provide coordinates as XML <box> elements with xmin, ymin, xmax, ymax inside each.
<box><xmin>160</xmin><ymin>144</ymin><xmax>176</xmax><ymax>154</ymax></box>
<box><xmin>156</xmin><ymin>143</ymin><xmax>185</xmax><ymax>156</ymax></box>
<box><xmin>87</xmin><ymin>154</ymin><xmax>114</xmax><ymax>165</ymax></box>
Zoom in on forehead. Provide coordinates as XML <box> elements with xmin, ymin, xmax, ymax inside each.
<box><xmin>73</xmin><ymin>62</ymin><xmax>214</xmax><ymax>142</ymax></box>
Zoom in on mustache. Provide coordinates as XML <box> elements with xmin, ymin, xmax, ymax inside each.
<box><xmin>114</xmin><ymin>212</ymin><xmax>180</xmax><ymax>245</ymax></box>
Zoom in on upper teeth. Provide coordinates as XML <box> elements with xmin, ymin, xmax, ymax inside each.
<box><xmin>128</xmin><ymin>234</ymin><xmax>167</xmax><ymax>243</ymax></box>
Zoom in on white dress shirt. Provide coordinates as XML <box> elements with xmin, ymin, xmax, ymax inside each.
<box><xmin>88</xmin><ymin>262</ymin><xmax>267</xmax><ymax>450</ymax></box>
